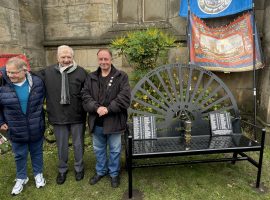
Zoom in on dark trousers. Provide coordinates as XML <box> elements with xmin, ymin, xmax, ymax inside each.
<box><xmin>53</xmin><ymin>123</ymin><xmax>85</xmax><ymax>173</ymax></box>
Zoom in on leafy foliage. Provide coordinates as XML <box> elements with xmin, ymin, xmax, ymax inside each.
<box><xmin>110</xmin><ymin>28</ymin><xmax>176</xmax><ymax>82</ymax></box>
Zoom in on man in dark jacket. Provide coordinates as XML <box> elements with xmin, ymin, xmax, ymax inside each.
<box><xmin>81</xmin><ymin>48</ymin><xmax>131</xmax><ymax>188</ymax></box>
<box><xmin>0</xmin><ymin>57</ymin><xmax>46</xmax><ymax>195</ymax></box>
<box><xmin>37</xmin><ymin>45</ymin><xmax>88</xmax><ymax>184</ymax></box>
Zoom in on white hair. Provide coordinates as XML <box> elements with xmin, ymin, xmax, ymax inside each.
<box><xmin>6</xmin><ymin>57</ymin><xmax>27</xmax><ymax>71</ymax></box>
<box><xmin>57</xmin><ymin>45</ymin><xmax>74</xmax><ymax>57</ymax></box>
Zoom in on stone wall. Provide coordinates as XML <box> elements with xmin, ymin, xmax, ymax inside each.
<box><xmin>0</xmin><ymin>0</ymin><xmax>45</xmax><ymax>68</ymax></box>
<box><xmin>19</xmin><ymin>0</ymin><xmax>45</xmax><ymax>69</ymax></box>
<box><xmin>258</xmin><ymin>0</ymin><xmax>270</xmax><ymax>124</ymax></box>
<box><xmin>0</xmin><ymin>0</ymin><xmax>22</xmax><ymax>54</ymax></box>
<box><xmin>1</xmin><ymin>0</ymin><xmax>270</xmax><ymax>123</ymax></box>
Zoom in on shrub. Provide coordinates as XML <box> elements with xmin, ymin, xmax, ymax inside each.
<box><xmin>110</xmin><ymin>28</ymin><xmax>176</xmax><ymax>82</ymax></box>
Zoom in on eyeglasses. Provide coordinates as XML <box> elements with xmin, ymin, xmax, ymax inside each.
<box><xmin>6</xmin><ymin>70</ymin><xmax>23</xmax><ymax>75</ymax></box>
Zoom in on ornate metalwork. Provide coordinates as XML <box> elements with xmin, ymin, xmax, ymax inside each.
<box><xmin>129</xmin><ymin>63</ymin><xmax>239</xmax><ymax>136</ymax></box>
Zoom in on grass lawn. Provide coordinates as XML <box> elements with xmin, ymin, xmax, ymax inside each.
<box><xmin>0</xmin><ymin>140</ymin><xmax>269</xmax><ymax>200</ymax></box>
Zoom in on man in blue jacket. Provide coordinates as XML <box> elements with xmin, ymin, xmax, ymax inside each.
<box><xmin>0</xmin><ymin>57</ymin><xmax>46</xmax><ymax>195</ymax></box>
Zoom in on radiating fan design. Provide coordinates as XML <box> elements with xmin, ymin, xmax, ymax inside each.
<box><xmin>129</xmin><ymin>64</ymin><xmax>239</xmax><ymax>136</ymax></box>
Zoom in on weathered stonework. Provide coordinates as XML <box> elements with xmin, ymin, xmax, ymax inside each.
<box><xmin>1</xmin><ymin>0</ymin><xmax>270</xmax><ymax>125</ymax></box>
<box><xmin>258</xmin><ymin>0</ymin><xmax>270</xmax><ymax>124</ymax></box>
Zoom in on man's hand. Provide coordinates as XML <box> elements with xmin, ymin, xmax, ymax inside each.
<box><xmin>0</xmin><ymin>123</ymin><xmax>8</xmax><ymax>131</ymax></box>
<box><xmin>97</xmin><ymin>106</ymin><xmax>108</xmax><ymax>117</ymax></box>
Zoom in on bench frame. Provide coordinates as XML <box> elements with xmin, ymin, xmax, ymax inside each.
<box><xmin>125</xmin><ymin>64</ymin><xmax>266</xmax><ymax>199</ymax></box>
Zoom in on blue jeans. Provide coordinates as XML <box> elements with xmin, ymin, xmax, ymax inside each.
<box><xmin>11</xmin><ymin>138</ymin><xmax>44</xmax><ymax>179</ymax></box>
<box><xmin>93</xmin><ymin>126</ymin><xmax>121</xmax><ymax>177</ymax></box>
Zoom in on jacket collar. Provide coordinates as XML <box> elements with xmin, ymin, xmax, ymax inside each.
<box><xmin>90</xmin><ymin>65</ymin><xmax>120</xmax><ymax>81</ymax></box>
<box><xmin>0</xmin><ymin>67</ymin><xmax>33</xmax><ymax>87</ymax></box>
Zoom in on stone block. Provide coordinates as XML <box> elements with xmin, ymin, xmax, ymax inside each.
<box><xmin>45</xmin><ymin>48</ymin><xmax>57</xmax><ymax>66</ymax></box>
<box><xmin>0</xmin><ymin>0</ymin><xmax>18</xmax><ymax>10</ymax></box>
<box><xmin>168</xmin><ymin>47</ymin><xmax>188</xmax><ymax>64</ymax></box>
<box><xmin>23</xmin><ymin>48</ymin><xmax>46</xmax><ymax>69</ymax></box>
<box><xmin>255</xmin><ymin>0</ymin><xmax>265</xmax><ymax>10</ymax></box>
<box><xmin>58</xmin><ymin>0</ymin><xmax>76</xmax><ymax>6</ymax></box>
<box><xmin>22</xmin><ymin>23</ymin><xmax>44</xmax><ymax>48</ymax></box>
<box><xmin>68</xmin><ymin>4</ymin><xmax>99</xmax><ymax>23</ymax></box>
<box><xmin>75</xmin><ymin>0</ymin><xmax>90</xmax><ymax>4</ymax></box>
<box><xmin>0</xmin><ymin>8</ymin><xmax>21</xmax><ymax>43</ymax></box>
<box><xmin>168</xmin><ymin>0</ymin><xmax>180</xmax><ymax>17</ymax></box>
<box><xmin>0</xmin><ymin>8</ymin><xmax>12</xmax><ymax>42</ymax></box>
<box><xmin>169</xmin><ymin>17</ymin><xmax>187</xmax><ymax>37</ymax></box>
<box><xmin>255</xmin><ymin>10</ymin><xmax>264</xmax><ymax>35</ymax></box>
<box><xmin>43</xmin><ymin>7</ymin><xmax>67</xmax><ymax>24</ymax></box>
<box><xmin>74</xmin><ymin>48</ymin><xmax>98</xmax><ymax>68</ymax></box>
<box><xmin>43</xmin><ymin>0</ymin><xmax>59</xmax><ymax>8</ymax></box>
<box><xmin>0</xmin><ymin>44</ymin><xmax>22</xmax><ymax>54</ymax></box>
<box><xmin>19</xmin><ymin>2</ymin><xmax>43</xmax><ymax>23</ymax></box>
<box><xmin>45</xmin><ymin>23</ymin><xmax>91</xmax><ymax>40</ymax></box>
<box><xmin>98</xmin><ymin>3</ymin><xmax>112</xmax><ymax>22</ymax></box>
<box><xmin>89</xmin><ymin>0</ymin><xmax>111</xmax><ymax>4</ymax></box>
<box><xmin>89</xmin><ymin>22</ymin><xmax>112</xmax><ymax>37</ymax></box>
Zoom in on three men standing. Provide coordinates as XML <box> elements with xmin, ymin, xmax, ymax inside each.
<box><xmin>38</xmin><ymin>45</ymin><xmax>88</xmax><ymax>184</ymax></box>
<box><xmin>0</xmin><ymin>46</ymin><xmax>131</xmax><ymax>194</ymax></box>
<box><xmin>82</xmin><ymin>48</ymin><xmax>131</xmax><ymax>187</ymax></box>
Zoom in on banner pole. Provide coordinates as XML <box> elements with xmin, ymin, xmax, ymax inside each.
<box><xmin>187</xmin><ymin>0</ymin><xmax>191</xmax><ymax>64</ymax></box>
<box><xmin>252</xmin><ymin>0</ymin><xmax>257</xmax><ymax>127</ymax></box>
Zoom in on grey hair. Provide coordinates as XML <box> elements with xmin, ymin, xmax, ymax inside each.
<box><xmin>57</xmin><ymin>45</ymin><xmax>74</xmax><ymax>57</ymax></box>
<box><xmin>6</xmin><ymin>57</ymin><xmax>27</xmax><ymax>71</ymax></box>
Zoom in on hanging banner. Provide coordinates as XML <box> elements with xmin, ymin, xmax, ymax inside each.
<box><xmin>179</xmin><ymin>0</ymin><xmax>253</xmax><ymax>18</ymax></box>
<box><xmin>188</xmin><ymin>12</ymin><xmax>263</xmax><ymax>72</ymax></box>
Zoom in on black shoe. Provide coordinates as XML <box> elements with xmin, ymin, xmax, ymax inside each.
<box><xmin>75</xmin><ymin>170</ymin><xmax>84</xmax><ymax>181</ymax></box>
<box><xmin>56</xmin><ymin>172</ymin><xmax>67</xmax><ymax>185</ymax></box>
<box><xmin>89</xmin><ymin>174</ymin><xmax>104</xmax><ymax>185</ymax></box>
<box><xmin>111</xmin><ymin>176</ymin><xmax>120</xmax><ymax>188</ymax></box>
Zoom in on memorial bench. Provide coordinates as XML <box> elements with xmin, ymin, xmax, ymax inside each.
<box><xmin>125</xmin><ymin>63</ymin><xmax>266</xmax><ymax>198</ymax></box>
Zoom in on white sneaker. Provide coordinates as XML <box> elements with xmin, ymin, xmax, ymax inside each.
<box><xmin>35</xmin><ymin>173</ymin><xmax>46</xmax><ymax>188</ymax></box>
<box><xmin>11</xmin><ymin>177</ymin><xmax>29</xmax><ymax>195</ymax></box>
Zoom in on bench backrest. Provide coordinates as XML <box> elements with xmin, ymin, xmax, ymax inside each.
<box><xmin>129</xmin><ymin>64</ymin><xmax>241</xmax><ymax>137</ymax></box>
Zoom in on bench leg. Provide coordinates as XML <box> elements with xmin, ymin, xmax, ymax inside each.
<box><xmin>128</xmin><ymin>136</ymin><xmax>133</xmax><ymax>198</ymax></box>
<box><xmin>256</xmin><ymin>129</ymin><xmax>266</xmax><ymax>188</ymax></box>
<box><xmin>231</xmin><ymin>152</ymin><xmax>237</xmax><ymax>164</ymax></box>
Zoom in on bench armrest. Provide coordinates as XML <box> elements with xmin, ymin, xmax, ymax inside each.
<box><xmin>240</xmin><ymin>119</ymin><xmax>266</xmax><ymax>144</ymax></box>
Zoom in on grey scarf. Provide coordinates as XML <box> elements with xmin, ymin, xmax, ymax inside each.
<box><xmin>57</xmin><ymin>62</ymin><xmax>77</xmax><ymax>104</ymax></box>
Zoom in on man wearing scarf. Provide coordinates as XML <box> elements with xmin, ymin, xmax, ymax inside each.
<box><xmin>37</xmin><ymin>45</ymin><xmax>88</xmax><ymax>184</ymax></box>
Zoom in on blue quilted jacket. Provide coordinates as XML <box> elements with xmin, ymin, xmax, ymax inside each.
<box><xmin>0</xmin><ymin>68</ymin><xmax>45</xmax><ymax>143</ymax></box>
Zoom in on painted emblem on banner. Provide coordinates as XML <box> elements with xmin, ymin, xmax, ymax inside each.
<box><xmin>189</xmin><ymin>12</ymin><xmax>264</xmax><ymax>72</ymax></box>
<box><xmin>198</xmin><ymin>0</ymin><xmax>232</xmax><ymax>14</ymax></box>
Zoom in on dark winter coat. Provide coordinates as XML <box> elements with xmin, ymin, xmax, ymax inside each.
<box><xmin>36</xmin><ymin>64</ymin><xmax>88</xmax><ymax>125</ymax></box>
<box><xmin>81</xmin><ymin>65</ymin><xmax>131</xmax><ymax>134</ymax></box>
<box><xmin>0</xmin><ymin>68</ymin><xmax>45</xmax><ymax>143</ymax></box>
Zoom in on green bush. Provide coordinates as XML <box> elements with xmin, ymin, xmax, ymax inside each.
<box><xmin>110</xmin><ymin>28</ymin><xmax>176</xmax><ymax>83</ymax></box>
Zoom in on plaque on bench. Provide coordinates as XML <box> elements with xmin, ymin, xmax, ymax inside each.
<box><xmin>209</xmin><ymin>112</ymin><xmax>232</xmax><ymax>136</ymax></box>
<box><xmin>133</xmin><ymin>116</ymin><xmax>157</xmax><ymax>140</ymax></box>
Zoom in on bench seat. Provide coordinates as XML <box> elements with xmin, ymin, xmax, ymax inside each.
<box><xmin>131</xmin><ymin>134</ymin><xmax>261</xmax><ymax>158</ymax></box>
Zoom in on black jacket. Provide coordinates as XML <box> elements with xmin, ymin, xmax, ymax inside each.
<box><xmin>37</xmin><ymin>64</ymin><xmax>88</xmax><ymax>125</ymax></box>
<box><xmin>81</xmin><ymin>65</ymin><xmax>131</xmax><ymax>134</ymax></box>
<box><xmin>0</xmin><ymin>68</ymin><xmax>45</xmax><ymax>143</ymax></box>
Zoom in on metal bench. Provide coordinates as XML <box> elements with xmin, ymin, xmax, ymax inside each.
<box><xmin>125</xmin><ymin>63</ymin><xmax>266</xmax><ymax>198</ymax></box>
